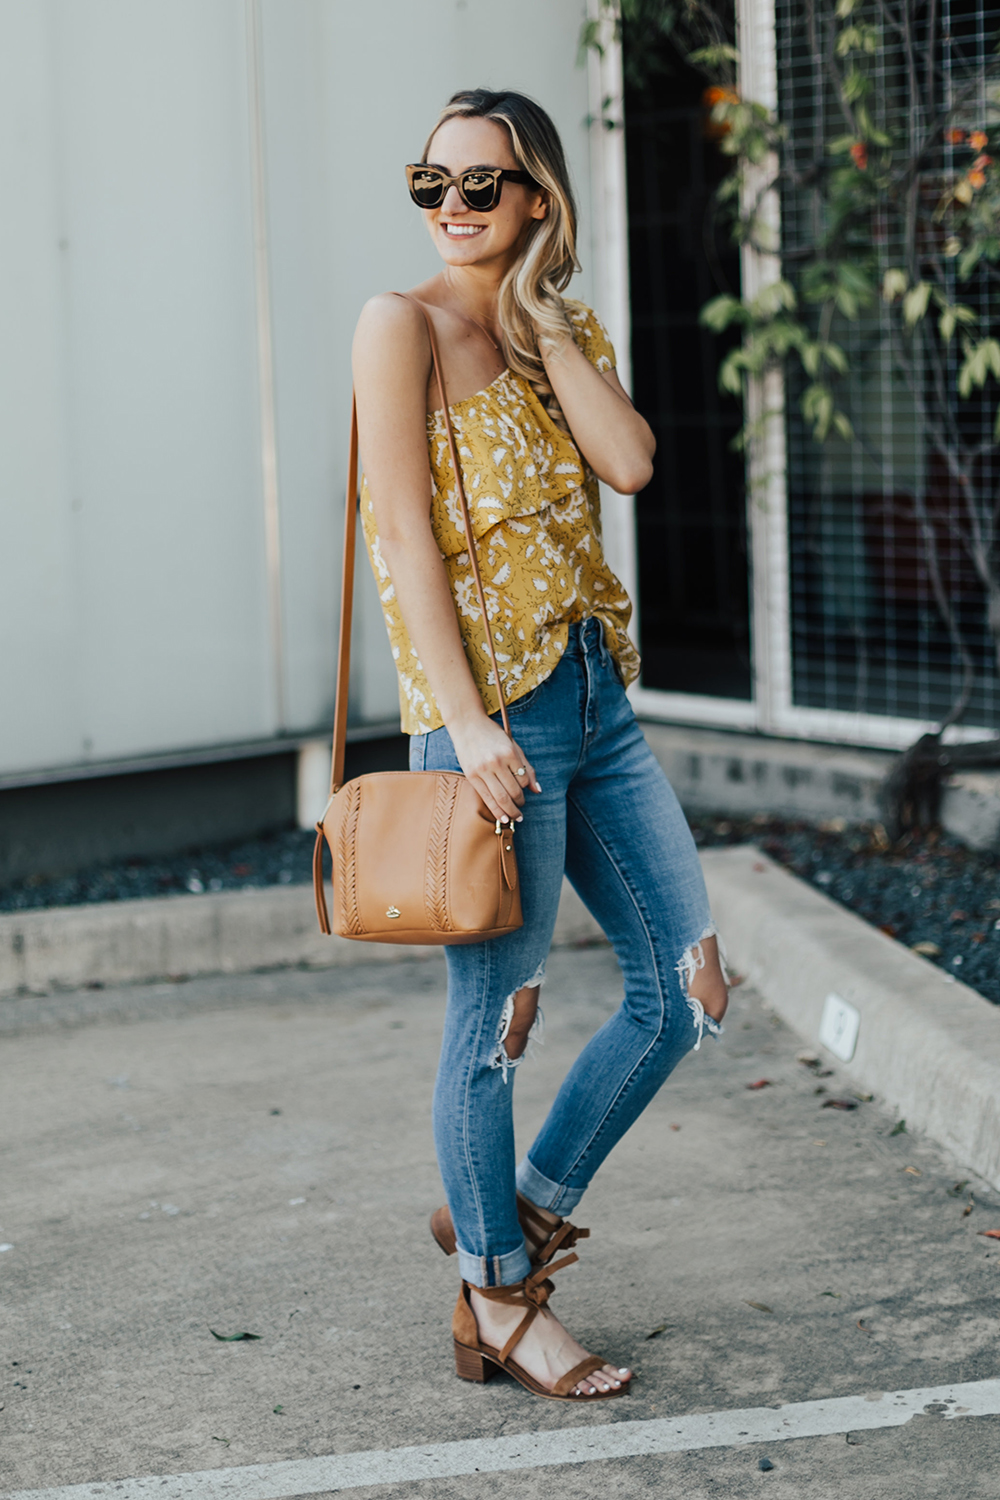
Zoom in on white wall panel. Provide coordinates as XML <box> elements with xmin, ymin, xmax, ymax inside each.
<box><xmin>0</xmin><ymin>0</ymin><xmax>596</xmax><ymax>779</ymax></box>
<box><xmin>0</xmin><ymin>2</ymin><xmax>81</xmax><ymax>769</ymax></box>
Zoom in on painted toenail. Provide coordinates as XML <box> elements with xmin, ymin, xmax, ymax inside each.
<box><xmin>618</xmin><ymin>1368</ymin><xmax>629</xmax><ymax>1375</ymax></box>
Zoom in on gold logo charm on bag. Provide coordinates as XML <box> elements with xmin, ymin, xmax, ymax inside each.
<box><xmin>386</xmin><ymin>906</ymin><xmax>401</xmax><ymax>919</ymax></box>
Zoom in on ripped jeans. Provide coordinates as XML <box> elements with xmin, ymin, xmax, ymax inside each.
<box><xmin>409</xmin><ymin>617</ymin><xmax>720</xmax><ymax>1288</ymax></box>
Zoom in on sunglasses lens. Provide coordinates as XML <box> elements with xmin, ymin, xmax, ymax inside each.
<box><xmin>410</xmin><ymin>169</ymin><xmax>445</xmax><ymax>207</ymax></box>
<box><xmin>461</xmin><ymin>171</ymin><xmax>499</xmax><ymax>209</ymax></box>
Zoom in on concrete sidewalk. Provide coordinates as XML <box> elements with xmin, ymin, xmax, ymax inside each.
<box><xmin>2</xmin><ymin>950</ymin><xmax>999</xmax><ymax>1497</ymax></box>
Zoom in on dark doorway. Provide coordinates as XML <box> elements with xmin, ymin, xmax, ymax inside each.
<box><xmin>623</xmin><ymin>27</ymin><xmax>752</xmax><ymax>699</ymax></box>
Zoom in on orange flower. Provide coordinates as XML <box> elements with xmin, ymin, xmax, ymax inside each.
<box><xmin>973</xmin><ymin>154</ymin><xmax>993</xmax><ymax>170</ymax></box>
<box><xmin>702</xmin><ymin>85</ymin><xmax>740</xmax><ymax>141</ymax></box>
<box><xmin>850</xmin><ymin>141</ymin><xmax>868</xmax><ymax>170</ymax></box>
<box><xmin>969</xmin><ymin>169</ymin><xmax>987</xmax><ymax>190</ymax></box>
<box><xmin>946</xmin><ymin>128</ymin><xmax>966</xmax><ymax>145</ymax></box>
<box><xmin>969</xmin><ymin>130</ymin><xmax>989</xmax><ymax>151</ymax></box>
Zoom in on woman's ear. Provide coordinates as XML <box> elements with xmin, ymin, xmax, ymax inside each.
<box><xmin>531</xmin><ymin>190</ymin><xmax>550</xmax><ymax>222</ymax></box>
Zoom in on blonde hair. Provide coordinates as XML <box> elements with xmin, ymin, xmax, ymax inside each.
<box><xmin>423</xmin><ymin>89</ymin><xmax>580</xmax><ymax>423</ymax></box>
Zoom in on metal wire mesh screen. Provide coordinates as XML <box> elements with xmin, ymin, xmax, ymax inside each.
<box><xmin>775</xmin><ymin>0</ymin><xmax>1000</xmax><ymax>727</ymax></box>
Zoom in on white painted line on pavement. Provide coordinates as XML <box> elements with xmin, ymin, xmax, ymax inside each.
<box><xmin>8</xmin><ymin>1378</ymin><xmax>1000</xmax><ymax>1499</ymax></box>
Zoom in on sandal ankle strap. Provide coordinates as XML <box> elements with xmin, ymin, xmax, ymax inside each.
<box><xmin>516</xmin><ymin>1194</ymin><xmax>590</xmax><ymax>1265</ymax></box>
<box><xmin>468</xmin><ymin>1253</ymin><xmax>579</xmax><ymax>1363</ymax></box>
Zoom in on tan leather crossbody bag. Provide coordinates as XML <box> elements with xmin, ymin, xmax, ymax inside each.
<box><xmin>312</xmin><ymin>297</ymin><xmax>523</xmax><ymax>944</ymax></box>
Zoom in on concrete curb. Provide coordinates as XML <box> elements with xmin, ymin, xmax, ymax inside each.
<box><xmin>700</xmin><ymin>845</ymin><xmax>1000</xmax><ymax>1191</ymax></box>
<box><xmin>0</xmin><ymin>879</ymin><xmax>601</xmax><ymax>996</ymax></box>
<box><xmin>4</xmin><ymin>846</ymin><xmax>999</xmax><ymax>1193</ymax></box>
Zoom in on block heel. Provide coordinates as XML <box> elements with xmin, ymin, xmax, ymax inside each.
<box><xmin>453</xmin><ymin>1339</ymin><xmax>497</xmax><ymax>1383</ymax></box>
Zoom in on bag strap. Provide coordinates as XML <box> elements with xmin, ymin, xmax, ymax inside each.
<box><xmin>326</xmin><ymin>294</ymin><xmax>512</xmax><ymax>800</ymax></box>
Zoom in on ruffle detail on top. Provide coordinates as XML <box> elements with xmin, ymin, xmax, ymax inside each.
<box><xmin>427</xmin><ymin>372</ymin><xmax>587</xmax><ymax>559</ymax></box>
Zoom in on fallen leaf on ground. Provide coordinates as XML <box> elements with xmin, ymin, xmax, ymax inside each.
<box><xmin>853</xmin><ymin>1092</ymin><xmax>874</xmax><ymax>1102</ymax></box>
<box><xmin>670</xmin><ymin>1123</ymin><xmax>681</xmax><ymax>1131</ymax></box>
<box><xmin>797</xmin><ymin>1052</ymin><xmax>820</xmax><ymax>1067</ymax></box>
<box><xmin>211</xmin><ymin>1437</ymin><xmax>230</xmax><ymax>1446</ymax></box>
<box><xmin>273</xmin><ymin>1405</ymin><xmax>285</xmax><ymax>1414</ymax></box>
<box><xmin>210</xmin><ymin>1330</ymin><xmax>261</xmax><ymax>1342</ymax></box>
<box><xmin>745</xmin><ymin>1300</ymin><xmax>773</xmax><ymax>1313</ymax></box>
<box><xmin>746</xmin><ymin>1079</ymin><xmax>772</xmax><ymax>1090</ymax></box>
<box><xmin>911</xmin><ymin>941</ymin><xmax>941</xmax><ymax>957</ymax></box>
<box><xmin>963</xmin><ymin>1197</ymin><xmax>975</xmax><ymax>1217</ymax></box>
<box><xmin>822</xmin><ymin>1098</ymin><xmax>858</xmax><ymax>1110</ymax></box>
<box><xmin>812</xmin><ymin>1140</ymin><xmax>827</xmax><ymax>1146</ymax></box>
<box><xmin>977</xmin><ymin>1229</ymin><xmax>1000</xmax><ymax>1239</ymax></box>
<box><xmin>820</xmin><ymin>1291</ymin><xmax>842</xmax><ymax>1298</ymax></box>
<box><xmin>856</xmin><ymin>1320</ymin><xmax>873</xmax><ymax>1335</ymax></box>
<box><xmin>903</xmin><ymin>1166</ymin><xmax>922</xmax><ymax>1176</ymax></box>
<box><xmin>816</xmin><ymin>1068</ymin><xmax>833</xmax><ymax>1077</ymax></box>
<box><xmin>645</xmin><ymin>1324</ymin><xmax>669</xmax><ymax>1339</ymax></box>
<box><xmin>890</xmin><ymin>1120</ymin><xmax>907</xmax><ymax>1136</ymax></box>
<box><xmin>948</xmin><ymin>1181</ymin><xmax>970</xmax><ymax>1197</ymax></box>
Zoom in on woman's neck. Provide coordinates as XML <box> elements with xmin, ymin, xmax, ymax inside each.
<box><xmin>442</xmin><ymin>266</ymin><xmax>502</xmax><ymax>329</ymax></box>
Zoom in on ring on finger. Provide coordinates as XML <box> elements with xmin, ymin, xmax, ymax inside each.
<box><xmin>515</xmin><ymin>766</ymin><xmax>526</xmax><ymax>777</ymax></box>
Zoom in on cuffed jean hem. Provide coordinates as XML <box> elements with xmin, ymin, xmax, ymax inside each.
<box><xmin>457</xmin><ymin>1241</ymin><xmax>533</xmax><ymax>1289</ymax></box>
<box><xmin>515</xmin><ymin>1155</ymin><xmax>584</xmax><ymax>1217</ymax></box>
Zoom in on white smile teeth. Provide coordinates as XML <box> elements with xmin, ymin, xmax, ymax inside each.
<box><xmin>444</xmin><ymin>225</ymin><xmax>483</xmax><ymax>236</ymax></box>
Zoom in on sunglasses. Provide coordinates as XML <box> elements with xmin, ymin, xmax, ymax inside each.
<box><xmin>405</xmin><ymin>163</ymin><xmax>535</xmax><ymax>212</ymax></box>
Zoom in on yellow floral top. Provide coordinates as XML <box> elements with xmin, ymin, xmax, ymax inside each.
<box><xmin>361</xmin><ymin>299</ymin><xmax>640</xmax><ymax>734</ymax></box>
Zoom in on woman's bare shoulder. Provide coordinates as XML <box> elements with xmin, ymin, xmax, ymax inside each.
<box><xmin>355</xmin><ymin>290</ymin><xmax>427</xmax><ymax>341</ymax></box>
<box><xmin>353</xmin><ymin>292</ymin><xmax>433</xmax><ymax>386</ymax></box>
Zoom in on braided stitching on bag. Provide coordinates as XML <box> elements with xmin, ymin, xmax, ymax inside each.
<box><xmin>337</xmin><ymin>782</ymin><xmax>364</xmax><ymax>934</ymax></box>
<box><xmin>425</xmin><ymin>776</ymin><xmax>459</xmax><ymax>931</ymax></box>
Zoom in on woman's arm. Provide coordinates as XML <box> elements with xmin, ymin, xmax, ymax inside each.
<box><xmin>352</xmin><ymin>295</ymin><xmax>540</xmax><ymax>824</ymax></box>
<box><xmin>539</xmin><ymin>323</ymin><xmax>655</xmax><ymax>495</ymax></box>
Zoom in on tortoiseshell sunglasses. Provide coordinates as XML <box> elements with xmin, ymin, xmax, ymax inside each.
<box><xmin>405</xmin><ymin>163</ymin><xmax>535</xmax><ymax>212</ymax></box>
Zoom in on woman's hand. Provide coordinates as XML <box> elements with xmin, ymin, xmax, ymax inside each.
<box><xmin>447</xmin><ymin>712</ymin><xmax>541</xmax><ymax>824</ymax></box>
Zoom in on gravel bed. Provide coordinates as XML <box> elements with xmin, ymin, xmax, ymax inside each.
<box><xmin>3</xmin><ymin>813</ymin><xmax>999</xmax><ymax>1007</ymax></box>
<box><xmin>0</xmin><ymin>827</ymin><xmax>318</xmax><ymax>914</ymax></box>
<box><xmin>691</xmin><ymin>814</ymin><xmax>1000</xmax><ymax>1006</ymax></box>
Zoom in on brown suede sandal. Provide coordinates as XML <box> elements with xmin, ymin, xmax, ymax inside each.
<box><xmin>452</xmin><ymin>1258</ymin><xmax>626</xmax><ymax>1402</ymax></box>
<box><xmin>430</xmin><ymin>1193</ymin><xmax>589</xmax><ymax>1267</ymax></box>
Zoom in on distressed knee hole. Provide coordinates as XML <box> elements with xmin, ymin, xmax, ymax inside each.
<box><xmin>503</xmin><ymin>985</ymin><xmax>541</xmax><ymax>1061</ymax></box>
<box><xmin>491</xmin><ymin>964</ymin><xmax>546</xmax><ymax>1082</ymax></box>
<box><xmin>677</xmin><ymin>928</ymin><xmax>729</xmax><ymax>1049</ymax></box>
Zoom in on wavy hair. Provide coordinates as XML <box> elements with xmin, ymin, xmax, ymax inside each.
<box><xmin>422</xmin><ymin>89</ymin><xmax>580</xmax><ymax>423</ymax></box>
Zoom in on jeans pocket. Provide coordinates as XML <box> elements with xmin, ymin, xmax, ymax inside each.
<box><xmin>502</xmin><ymin>681</ymin><xmax>543</xmax><ymax>718</ymax></box>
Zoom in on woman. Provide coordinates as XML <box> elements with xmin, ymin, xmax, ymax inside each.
<box><xmin>353</xmin><ymin>88</ymin><xmax>728</xmax><ymax>1402</ymax></box>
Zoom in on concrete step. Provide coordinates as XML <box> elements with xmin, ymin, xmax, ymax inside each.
<box><xmin>0</xmin><ymin>878</ymin><xmax>600</xmax><ymax>998</ymax></box>
<box><xmin>641</xmin><ymin>722</ymin><xmax>1000</xmax><ymax>849</ymax></box>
